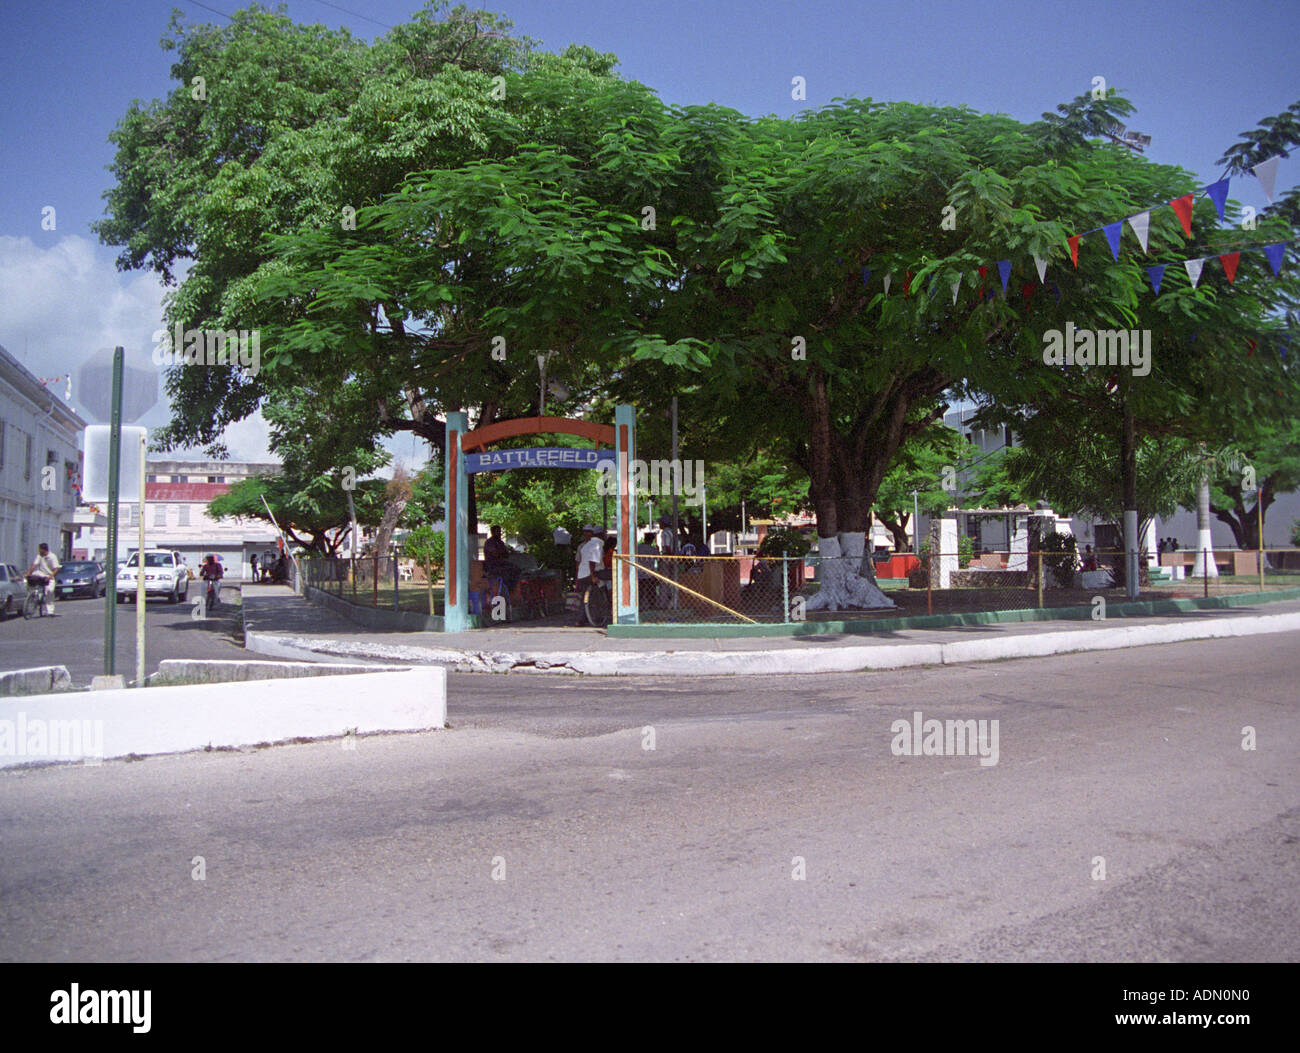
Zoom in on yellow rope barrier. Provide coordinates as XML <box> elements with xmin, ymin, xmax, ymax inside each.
<box><xmin>614</xmin><ymin>555</ymin><xmax>757</xmax><ymax>624</ymax></box>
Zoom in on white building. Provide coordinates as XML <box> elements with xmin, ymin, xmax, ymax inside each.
<box><xmin>77</xmin><ymin>459</ymin><xmax>282</xmax><ymax>579</ymax></box>
<box><xmin>939</xmin><ymin>406</ymin><xmax>1299</xmax><ymax>552</ymax></box>
<box><xmin>0</xmin><ymin>343</ymin><xmax>84</xmax><ymax>567</ymax></box>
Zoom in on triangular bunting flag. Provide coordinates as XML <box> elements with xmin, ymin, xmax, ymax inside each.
<box><xmin>862</xmin><ymin>267</ymin><xmax>872</xmax><ymax>286</ymax></box>
<box><xmin>1169</xmin><ymin>194</ymin><xmax>1195</xmax><ymax>237</ymax></box>
<box><xmin>1049</xmin><ymin>283</ymin><xmax>1061</xmax><ymax>304</ymax></box>
<box><xmin>1068</xmin><ymin>235</ymin><xmax>1082</xmax><ymax>267</ymax></box>
<box><xmin>928</xmin><ymin>275</ymin><xmax>937</xmax><ymax>298</ymax></box>
<box><xmin>1103</xmin><ymin>221</ymin><xmax>1123</xmax><ymax>260</ymax></box>
<box><xmin>883</xmin><ymin>274</ymin><xmax>892</xmax><ymax>295</ymax></box>
<box><xmin>1263</xmin><ymin>243</ymin><xmax>1286</xmax><ymax>276</ymax></box>
<box><xmin>996</xmin><ymin>260</ymin><xmax>1011</xmax><ymax>294</ymax></box>
<box><xmin>951</xmin><ymin>280</ymin><xmax>961</xmax><ymax>305</ymax></box>
<box><xmin>1021</xmin><ymin>283</ymin><xmax>1035</xmax><ymax>305</ymax></box>
<box><xmin>904</xmin><ymin>271</ymin><xmax>912</xmax><ymax>298</ymax></box>
<box><xmin>1185</xmin><ymin>258</ymin><xmax>1206</xmax><ymax>288</ymax></box>
<box><xmin>1252</xmin><ymin>156</ymin><xmax>1281</xmax><ymax>204</ymax></box>
<box><xmin>1127</xmin><ymin>211</ymin><xmax>1150</xmax><ymax>253</ymax></box>
<box><xmin>1033</xmin><ymin>255</ymin><xmax>1048</xmax><ymax>283</ymax></box>
<box><xmin>1205</xmin><ymin>179</ymin><xmax>1230</xmax><ymax>221</ymax></box>
<box><xmin>1219</xmin><ymin>252</ymin><xmax>1241</xmax><ymax>283</ymax></box>
<box><xmin>1146</xmin><ymin>264</ymin><xmax>1166</xmax><ymax>295</ymax></box>
<box><xmin>1281</xmin><ymin>337</ymin><xmax>1289</xmax><ymax>360</ymax></box>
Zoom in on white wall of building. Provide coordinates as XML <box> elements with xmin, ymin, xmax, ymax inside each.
<box><xmin>0</xmin><ymin>344</ymin><xmax>83</xmax><ymax>568</ymax></box>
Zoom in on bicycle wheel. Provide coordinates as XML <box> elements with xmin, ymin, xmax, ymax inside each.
<box><xmin>583</xmin><ymin>582</ymin><xmax>611</xmax><ymax>627</ymax></box>
<box><xmin>23</xmin><ymin>591</ymin><xmax>40</xmax><ymax>620</ymax></box>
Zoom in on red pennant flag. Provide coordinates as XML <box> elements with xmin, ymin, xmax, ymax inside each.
<box><xmin>1246</xmin><ymin>338</ymin><xmax>1257</xmax><ymax>356</ymax></box>
<box><xmin>1169</xmin><ymin>195</ymin><xmax>1194</xmax><ymax>238</ymax></box>
<box><xmin>1068</xmin><ymin>235</ymin><xmax>1081</xmax><ymax>268</ymax></box>
<box><xmin>978</xmin><ymin>264</ymin><xmax>987</xmax><ymax>297</ymax></box>
<box><xmin>904</xmin><ymin>270</ymin><xmax>913</xmax><ymax>298</ymax></box>
<box><xmin>1021</xmin><ymin>283</ymin><xmax>1035</xmax><ymax>305</ymax></box>
<box><xmin>1219</xmin><ymin>252</ymin><xmax>1241</xmax><ymax>283</ymax></box>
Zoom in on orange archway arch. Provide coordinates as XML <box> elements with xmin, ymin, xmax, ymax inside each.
<box><xmin>460</xmin><ymin>416</ymin><xmax>616</xmax><ymax>452</ymax></box>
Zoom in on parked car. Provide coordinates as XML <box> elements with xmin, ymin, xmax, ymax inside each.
<box><xmin>54</xmin><ymin>560</ymin><xmax>107</xmax><ymax>599</ymax></box>
<box><xmin>116</xmin><ymin>549</ymin><xmax>189</xmax><ymax>603</ymax></box>
<box><xmin>0</xmin><ymin>563</ymin><xmax>24</xmax><ymax>618</ymax></box>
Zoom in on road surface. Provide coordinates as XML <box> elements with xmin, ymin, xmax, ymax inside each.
<box><xmin>0</xmin><ymin>632</ymin><xmax>1296</xmax><ymax>961</ymax></box>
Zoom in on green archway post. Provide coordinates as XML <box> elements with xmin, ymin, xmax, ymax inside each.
<box><xmin>441</xmin><ymin>406</ymin><xmax>638</xmax><ymax>632</ymax></box>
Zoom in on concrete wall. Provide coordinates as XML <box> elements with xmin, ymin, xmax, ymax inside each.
<box><xmin>0</xmin><ymin>665</ymin><xmax>446</xmax><ymax>767</ymax></box>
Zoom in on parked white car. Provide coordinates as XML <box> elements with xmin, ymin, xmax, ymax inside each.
<box><xmin>0</xmin><ymin>563</ymin><xmax>24</xmax><ymax>618</ymax></box>
<box><xmin>116</xmin><ymin>549</ymin><xmax>189</xmax><ymax>604</ymax></box>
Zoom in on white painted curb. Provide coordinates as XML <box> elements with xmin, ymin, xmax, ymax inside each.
<box><xmin>0</xmin><ymin>666</ymin><xmax>446</xmax><ymax>768</ymax></box>
<box><xmin>243</xmin><ymin>610</ymin><xmax>1300</xmax><ymax>676</ymax></box>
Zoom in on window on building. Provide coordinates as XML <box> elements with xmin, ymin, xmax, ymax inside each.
<box><xmin>207</xmin><ymin>476</ymin><xmax>225</xmax><ymax>483</ymax></box>
<box><xmin>24</xmin><ymin>435</ymin><xmax>33</xmax><ymax>482</ymax></box>
<box><xmin>0</xmin><ymin>419</ymin><xmax>6</xmax><ymax>468</ymax></box>
<box><xmin>47</xmin><ymin>450</ymin><xmax>57</xmax><ymax>466</ymax></box>
<box><xmin>153</xmin><ymin>504</ymin><xmax>167</xmax><ymax>527</ymax></box>
<box><xmin>147</xmin><ymin>474</ymin><xmax>158</xmax><ymax>482</ymax></box>
<box><xmin>178</xmin><ymin>505</ymin><xmax>191</xmax><ymax>526</ymax></box>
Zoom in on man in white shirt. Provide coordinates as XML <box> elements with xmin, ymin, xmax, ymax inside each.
<box><xmin>573</xmin><ymin>525</ymin><xmax>604</xmax><ymax>625</ymax></box>
<box><xmin>26</xmin><ymin>542</ymin><xmax>60</xmax><ymax>616</ymax></box>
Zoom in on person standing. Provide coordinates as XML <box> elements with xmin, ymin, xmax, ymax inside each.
<box><xmin>26</xmin><ymin>542</ymin><xmax>60</xmax><ymax>616</ymax></box>
<box><xmin>250</xmin><ymin>553</ymin><xmax>258</xmax><ymax>582</ymax></box>
<box><xmin>573</xmin><ymin>525</ymin><xmax>604</xmax><ymax>625</ymax></box>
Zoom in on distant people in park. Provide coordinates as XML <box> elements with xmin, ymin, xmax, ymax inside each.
<box><xmin>249</xmin><ymin>553</ymin><xmax>258</xmax><ymax>581</ymax></box>
<box><xmin>1082</xmin><ymin>544</ymin><xmax>1098</xmax><ymax>572</ymax></box>
<box><xmin>636</xmin><ymin>531</ymin><xmax>658</xmax><ymax>607</ymax></box>
<box><xmin>1170</xmin><ymin>538</ymin><xmax>1179</xmax><ymax>552</ymax></box>
<box><xmin>270</xmin><ymin>554</ymin><xmax>289</xmax><ymax>583</ymax></box>
<box><xmin>483</xmin><ymin>525</ymin><xmax>521</xmax><ymax>595</ymax></box>
<box><xmin>601</xmin><ymin>535</ymin><xmax>617</xmax><ymax>581</ymax></box>
<box><xmin>656</xmin><ymin>517</ymin><xmax>677</xmax><ymax>555</ymax></box>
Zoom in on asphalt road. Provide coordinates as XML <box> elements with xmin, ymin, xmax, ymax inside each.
<box><xmin>0</xmin><ymin>632</ymin><xmax>1296</xmax><ymax>961</ymax></box>
<box><xmin>0</xmin><ymin>583</ymin><xmax>247</xmax><ymax>687</ymax></box>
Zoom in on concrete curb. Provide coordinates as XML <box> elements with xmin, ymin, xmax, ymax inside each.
<box><xmin>152</xmin><ymin>659</ymin><xmax>416</xmax><ymax>684</ymax></box>
<box><xmin>242</xmin><ymin>610</ymin><xmax>1300</xmax><ymax>676</ymax></box>
<box><xmin>0</xmin><ymin>666</ymin><xmax>73</xmax><ymax>696</ymax></box>
<box><xmin>0</xmin><ymin>666</ymin><xmax>447</xmax><ymax>768</ymax></box>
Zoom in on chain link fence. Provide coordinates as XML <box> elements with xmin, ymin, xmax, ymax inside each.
<box><xmin>618</xmin><ymin>547</ymin><xmax>1300</xmax><ymax>625</ymax></box>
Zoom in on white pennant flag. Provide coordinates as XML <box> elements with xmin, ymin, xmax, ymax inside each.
<box><xmin>883</xmin><ymin>274</ymin><xmax>892</xmax><ymax>295</ymax></box>
<box><xmin>1127</xmin><ymin>211</ymin><xmax>1150</xmax><ymax>253</ymax></box>
<box><xmin>950</xmin><ymin>280</ymin><xmax>961</xmax><ymax>305</ymax></box>
<box><xmin>1184</xmin><ymin>257</ymin><xmax>1206</xmax><ymax>288</ymax></box>
<box><xmin>1033</xmin><ymin>255</ymin><xmax>1048</xmax><ymax>283</ymax></box>
<box><xmin>1252</xmin><ymin>156</ymin><xmax>1281</xmax><ymax>204</ymax></box>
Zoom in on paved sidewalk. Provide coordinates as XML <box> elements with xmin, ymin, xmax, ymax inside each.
<box><xmin>241</xmin><ymin>584</ymin><xmax>1300</xmax><ymax>675</ymax></box>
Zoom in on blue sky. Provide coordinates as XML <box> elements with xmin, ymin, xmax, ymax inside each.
<box><xmin>1</xmin><ymin>0</ymin><xmax>1296</xmax><ymax>461</ymax></box>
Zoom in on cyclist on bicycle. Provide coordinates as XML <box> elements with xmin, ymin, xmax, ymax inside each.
<box><xmin>200</xmin><ymin>554</ymin><xmax>224</xmax><ymax>607</ymax></box>
<box><xmin>26</xmin><ymin>542</ymin><xmax>60</xmax><ymax>617</ymax></box>
<box><xmin>573</xmin><ymin>525</ymin><xmax>604</xmax><ymax>625</ymax></box>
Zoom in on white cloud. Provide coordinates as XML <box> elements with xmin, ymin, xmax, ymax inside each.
<box><xmin>0</xmin><ymin>234</ymin><xmax>275</xmax><ymax>463</ymax></box>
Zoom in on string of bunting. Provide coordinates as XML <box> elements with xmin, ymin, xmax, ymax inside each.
<box><xmin>860</xmin><ymin>155</ymin><xmax>1291</xmax><ymax>304</ymax></box>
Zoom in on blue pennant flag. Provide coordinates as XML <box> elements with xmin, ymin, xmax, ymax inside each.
<box><xmin>1263</xmin><ymin>243</ymin><xmax>1286</xmax><ymax>276</ymax></box>
<box><xmin>997</xmin><ymin>260</ymin><xmax>1012</xmax><ymax>293</ymax></box>
<box><xmin>1205</xmin><ymin>179</ymin><xmax>1230</xmax><ymax>221</ymax></box>
<box><xmin>1049</xmin><ymin>283</ymin><xmax>1061</xmax><ymax>304</ymax></box>
<box><xmin>1281</xmin><ymin>337</ymin><xmax>1290</xmax><ymax>360</ymax></box>
<box><xmin>1103</xmin><ymin>221</ymin><xmax>1124</xmax><ymax>260</ymax></box>
<box><xmin>1146</xmin><ymin>264</ymin><xmax>1166</xmax><ymax>295</ymax></box>
<box><xmin>862</xmin><ymin>267</ymin><xmax>872</xmax><ymax>286</ymax></box>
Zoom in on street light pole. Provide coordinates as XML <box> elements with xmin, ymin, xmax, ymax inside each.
<box><xmin>910</xmin><ymin>489</ymin><xmax>920</xmax><ymax>555</ymax></box>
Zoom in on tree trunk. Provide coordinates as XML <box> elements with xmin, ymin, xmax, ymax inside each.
<box><xmin>1195</xmin><ymin>468</ymin><xmax>1218</xmax><ymax>576</ymax></box>
<box><xmin>804</xmin><ymin>532</ymin><xmax>896</xmax><ymax>611</ymax></box>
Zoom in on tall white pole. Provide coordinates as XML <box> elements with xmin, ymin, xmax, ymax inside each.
<box><xmin>135</xmin><ymin>433</ymin><xmax>146</xmax><ymax>687</ymax></box>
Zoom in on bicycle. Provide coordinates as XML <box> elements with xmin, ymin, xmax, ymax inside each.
<box><xmin>205</xmin><ymin>578</ymin><xmax>219</xmax><ymax>612</ymax></box>
<box><xmin>23</xmin><ymin>575</ymin><xmax>50</xmax><ymax>620</ymax></box>
<box><xmin>579</xmin><ymin>575</ymin><xmax>611</xmax><ymax>627</ymax></box>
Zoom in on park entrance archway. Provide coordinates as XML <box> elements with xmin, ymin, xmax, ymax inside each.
<box><xmin>443</xmin><ymin>405</ymin><xmax>637</xmax><ymax>631</ymax></box>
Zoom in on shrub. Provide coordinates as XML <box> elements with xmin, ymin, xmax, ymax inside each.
<box><xmin>758</xmin><ymin>526</ymin><xmax>811</xmax><ymax>558</ymax></box>
<box><xmin>1035</xmin><ymin>531</ymin><xmax>1081</xmax><ymax>588</ymax></box>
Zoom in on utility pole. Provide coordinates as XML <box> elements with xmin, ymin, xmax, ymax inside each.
<box><xmin>102</xmin><ymin>348</ymin><xmax>124</xmax><ymax>676</ymax></box>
